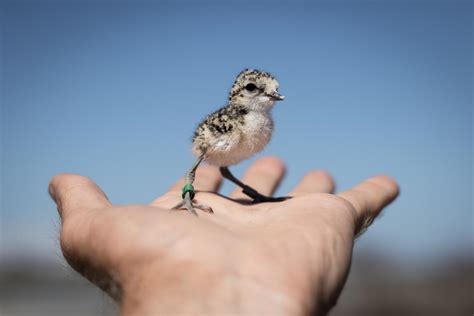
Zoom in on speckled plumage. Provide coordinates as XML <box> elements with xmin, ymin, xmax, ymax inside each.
<box><xmin>192</xmin><ymin>69</ymin><xmax>284</xmax><ymax>166</ymax></box>
<box><xmin>172</xmin><ymin>69</ymin><xmax>286</xmax><ymax>214</ymax></box>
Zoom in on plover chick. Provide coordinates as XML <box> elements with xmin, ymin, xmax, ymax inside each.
<box><xmin>173</xmin><ymin>69</ymin><xmax>287</xmax><ymax>215</ymax></box>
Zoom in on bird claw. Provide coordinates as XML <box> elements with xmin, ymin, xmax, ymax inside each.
<box><xmin>241</xmin><ymin>184</ymin><xmax>290</xmax><ymax>203</ymax></box>
<box><xmin>172</xmin><ymin>193</ymin><xmax>213</xmax><ymax>216</ymax></box>
<box><xmin>193</xmin><ymin>203</ymin><xmax>214</xmax><ymax>213</ymax></box>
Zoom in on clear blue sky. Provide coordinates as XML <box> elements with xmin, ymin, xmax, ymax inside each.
<box><xmin>1</xmin><ymin>1</ymin><xmax>472</xmax><ymax>267</ymax></box>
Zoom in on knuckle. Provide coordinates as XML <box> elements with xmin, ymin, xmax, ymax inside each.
<box><xmin>59</xmin><ymin>210</ymin><xmax>99</xmax><ymax>257</ymax></box>
<box><xmin>316</xmin><ymin>193</ymin><xmax>359</xmax><ymax>223</ymax></box>
<box><xmin>308</xmin><ymin>192</ymin><xmax>343</xmax><ymax>204</ymax></box>
<box><xmin>59</xmin><ymin>216</ymin><xmax>81</xmax><ymax>257</ymax></box>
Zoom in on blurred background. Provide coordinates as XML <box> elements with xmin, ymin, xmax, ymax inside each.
<box><xmin>1</xmin><ymin>0</ymin><xmax>472</xmax><ymax>315</ymax></box>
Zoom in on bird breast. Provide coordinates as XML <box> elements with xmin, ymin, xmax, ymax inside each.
<box><xmin>193</xmin><ymin>111</ymin><xmax>274</xmax><ymax>166</ymax></box>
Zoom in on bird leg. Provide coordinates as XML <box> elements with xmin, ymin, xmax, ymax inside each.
<box><xmin>172</xmin><ymin>156</ymin><xmax>213</xmax><ymax>215</ymax></box>
<box><xmin>219</xmin><ymin>166</ymin><xmax>290</xmax><ymax>203</ymax></box>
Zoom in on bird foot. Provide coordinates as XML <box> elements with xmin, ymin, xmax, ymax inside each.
<box><xmin>241</xmin><ymin>185</ymin><xmax>291</xmax><ymax>203</ymax></box>
<box><xmin>252</xmin><ymin>195</ymin><xmax>290</xmax><ymax>203</ymax></box>
<box><xmin>172</xmin><ymin>193</ymin><xmax>213</xmax><ymax>216</ymax></box>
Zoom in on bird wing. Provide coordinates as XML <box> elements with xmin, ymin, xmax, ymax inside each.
<box><xmin>210</xmin><ymin>132</ymin><xmax>241</xmax><ymax>152</ymax></box>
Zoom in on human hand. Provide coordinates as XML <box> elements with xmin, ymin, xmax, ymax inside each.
<box><xmin>49</xmin><ymin>156</ymin><xmax>399</xmax><ymax>316</ymax></box>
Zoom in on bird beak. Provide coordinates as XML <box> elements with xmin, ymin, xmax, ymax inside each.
<box><xmin>268</xmin><ymin>92</ymin><xmax>285</xmax><ymax>101</ymax></box>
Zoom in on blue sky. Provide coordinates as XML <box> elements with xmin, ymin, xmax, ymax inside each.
<box><xmin>1</xmin><ymin>1</ymin><xmax>472</xmax><ymax>266</ymax></box>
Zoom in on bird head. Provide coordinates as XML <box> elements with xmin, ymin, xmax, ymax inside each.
<box><xmin>228</xmin><ymin>69</ymin><xmax>284</xmax><ymax>111</ymax></box>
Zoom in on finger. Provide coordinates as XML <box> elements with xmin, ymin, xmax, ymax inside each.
<box><xmin>338</xmin><ymin>175</ymin><xmax>399</xmax><ymax>231</ymax></box>
<box><xmin>288</xmin><ymin>170</ymin><xmax>335</xmax><ymax>196</ymax></box>
<box><xmin>49</xmin><ymin>173</ymin><xmax>111</xmax><ymax>221</ymax></box>
<box><xmin>168</xmin><ymin>165</ymin><xmax>222</xmax><ymax>193</ymax></box>
<box><xmin>230</xmin><ymin>156</ymin><xmax>286</xmax><ymax>200</ymax></box>
<box><xmin>49</xmin><ymin>174</ymin><xmax>118</xmax><ymax>299</ymax></box>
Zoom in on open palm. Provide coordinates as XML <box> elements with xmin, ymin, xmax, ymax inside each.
<box><xmin>49</xmin><ymin>156</ymin><xmax>399</xmax><ymax>315</ymax></box>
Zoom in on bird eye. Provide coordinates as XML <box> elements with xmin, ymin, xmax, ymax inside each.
<box><xmin>245</xmin><ymin>83</ymin><xmax>257</xmax><ymax>92</ymax></box>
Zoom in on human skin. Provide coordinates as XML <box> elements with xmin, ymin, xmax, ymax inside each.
<box><xmin>48</xmin><ymin>156</ymin><xmax>399</xmax><ymax>316</ymax></box>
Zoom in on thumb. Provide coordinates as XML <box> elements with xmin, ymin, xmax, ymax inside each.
<box><xmin>49</xmin><ymin>173</ymin><xmax>111</xmax><ymax>222</ymax></box>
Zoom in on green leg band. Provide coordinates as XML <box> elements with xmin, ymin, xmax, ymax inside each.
<box><xmin>182</xmin><ymin>183</ymin><xmax>195</xmax><ymax>199</ymax></box>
